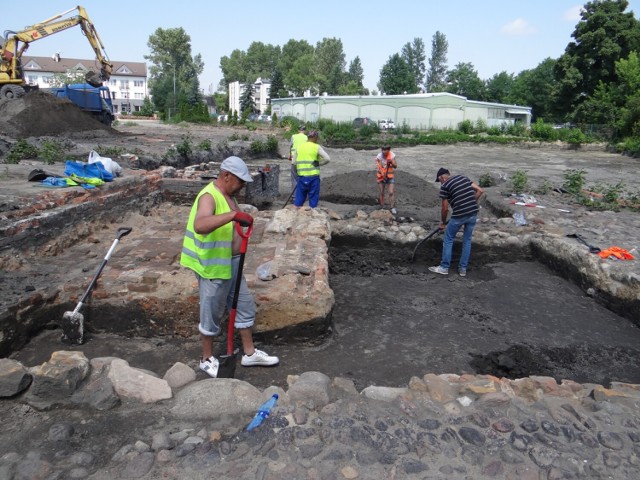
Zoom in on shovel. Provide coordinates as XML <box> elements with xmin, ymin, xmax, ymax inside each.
<box><xmin>61</xmin><ymin>227</ymin><xmax>132</xmax><ymax>344</ymax></box>
<box><xmin>566</xmin><ymin>233</ymin><xmax>601</xmax><ymax>254</ymax></box>
<box><xmin>411</xmin><ymin>227</ymin><xmax>441</xmax><ymax>262</ymax></box>
<box><xmin>217</xmin><ymin>219</ymin><xmax>254</xmax><ymax>378</ymax></box>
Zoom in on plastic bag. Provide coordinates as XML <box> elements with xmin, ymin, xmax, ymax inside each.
<box><xmin>64</xmin><ymin>160</ymin><xmax>114</xmax><ymax>182</ymax></box>
<box><xmin>88</xmin><ymin>150</ymin><xmax>122</xmax><ymax>177</ymax></box>
<box><xmin>256</xmin><ymin>261</ymin><xmax>275</xmax><ymax>281</ymax></box>
<box><xmin>513</xmin><ymin>212</ymin><xmax>527</xmax><ymax>226</ymax></box>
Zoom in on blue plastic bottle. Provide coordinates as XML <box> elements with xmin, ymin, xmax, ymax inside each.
<box><xmin>247</xmin><ymin>393</ymin><xmax>278</xmax><ymax>431</ymax></box>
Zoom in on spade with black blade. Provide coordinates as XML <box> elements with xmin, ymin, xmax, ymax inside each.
<box><xmin>217</xmin><ymin>219</ymin><xmax>254</xmax><ymax>378</ymax></box>
<box><xmin>410</xmin><ymin>227</ymin><xmax>441</xmax><ymax>262</ymax></box>
<box><xmin>61</xmin><ymin>227</ymin><xmax>132</xmax><ymax>344</ymax></box>
<box><xmin>566</xmin><ymin>233</ymin><xmax>601</xmax><ymax>254</ymax></box>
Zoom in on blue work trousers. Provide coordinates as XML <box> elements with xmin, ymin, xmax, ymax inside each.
<box><xmin>294</xmin><ymin>175</ymin><xmax>320</xmax><ymax>208</ymax></box>
<box><xmin>440</xmin><ymin>214</ymin><xmax>477</xmax><ymax>271</ymax></box>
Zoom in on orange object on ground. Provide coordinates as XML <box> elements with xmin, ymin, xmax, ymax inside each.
<box><xmin>597</xmin><ymin>247</ymin><xmax>635</xmax><ymax>260</ymax></box>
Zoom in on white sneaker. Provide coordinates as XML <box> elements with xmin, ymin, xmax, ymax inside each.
<box><xmin>428</xmin><ymin>265</ymin><xmax>449</xmax><ymax>275</ymax></box>
<box><xmin>241</xmin><ymin>349</ymin><xmax>279</xmax><ymax>367</ymax></box>
<box><xmin>390</xmin><ymin>208</ymin><xmax>397</xmax><ymax>215</ymax></box>
<box><xmin>199</xmin><ymin>356</ymin><xmax>219</xmax><ymax>378</ymax></box>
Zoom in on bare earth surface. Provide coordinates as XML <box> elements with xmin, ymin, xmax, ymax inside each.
<box><xmin>1</xmin><ymin>101</ymin><xmax>640</xmax><ymax>478</ymax></box>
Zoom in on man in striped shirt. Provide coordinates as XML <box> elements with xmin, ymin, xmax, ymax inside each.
<box><xmin>429</xmin><ymin>168</ymin><xmax>484</xmax><ymax>277</ymax></box>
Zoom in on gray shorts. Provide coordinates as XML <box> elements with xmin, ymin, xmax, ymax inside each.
<box><xmin>196</xmin><ymin>256</ymin><xmax>255</xmax><ymax>336</ymax></box>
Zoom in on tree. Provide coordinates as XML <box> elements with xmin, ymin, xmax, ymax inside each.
<box><xmin>213</xmin><ymin>92</ymin><xmax>228</xmax><ymax>113</ymax></box>
<box><xmin>270</xmin><ymin>68</ymin><xmax>286</xmax><ymax>99</ymax></box>
<box><xmin>378</xmin><ymin>54</ymin><xmax>416</xmax><ymax>95</ymax></box>
<box><xmin>554</xmin><ymin>0</ymin><xmax>640</xmax><ymax>119</ymax></box>
<box><xmin>50</xmin><ymin>68</ymin><xmax>90</xmax><ymax>87</ymax></box>
<box><xmin>341</xmin><ymin>57</ymin><xmax>368</xmax><ymax>95</ymax></box>
<box><xmin>446</xmin><ymin>62</ymin><xmax>486</xmax><ymax>100</ymax></box>
<box><xmin>401</xmin><ymin>38</ymin><xmax>426</xmax><ymax>92</ymax></box>
<box><xmin>239</xmin><ymin>82</ymin><xmax>255</xmax><ymax>116</ymax></box>
<box><xmin>485</xmin><ymin>71</ymin><xmax>514</xmax><ymax>103</ymax></box>
<box><xmin>285</xmin><ymin>53</ymin><xmax>316</xmax><ymax>96</ymax></box>
<box><xmin>139</xmin><ymin>96</ymin><xmax>155</xmax><ymax>116</ymax></box>
<box><xmin>509</xmin><ymin>58</ymin><xmax>558</xmax><ymax>121</ymax></box>
<box><xmin>219</xmin><ymin>49</ymin><xmax>249</xmax><ymax>88</ymax></box>
<box><xmin>426</xmin><ymin>31</ymin><xmax>448</xmax><ymax>92</ymax></box>
<box><xmin>314</xmin><ymin>38</ymin><xmax>346</xmax><ymax>94</ymax></box>
<box><xmin>578</xmin><ymin>51</ymin><xmax>640</xmax><ymax>137</ymax></box>
<box><xmin>145</xmin><ymin>27</ymin><xmax>204</xmax><ymax>117</ymax></box>
<box><xmin>278</xmin><ymin>40</ymin><xmax>314</xmax><ymax>75</ymax></box>
<box><xmin>245</xmin><ymin>42</ymin><xmax>281</xmax><ymax>81</ymax></box>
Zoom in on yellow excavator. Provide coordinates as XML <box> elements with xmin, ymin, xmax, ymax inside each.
<box><xmin>0</xmin><ymin>6</ymin><xmax>112</xmax><ymax>99</ymax></box>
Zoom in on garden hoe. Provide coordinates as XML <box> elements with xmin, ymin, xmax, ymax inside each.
<box><xmin>61</xmin><ymin>227</ymin><xmax>132</xmax><ymax>344</ymax></box>
<box><xmin>218</xmin><ymin>219</ymin><xmax>254</xmax><ymax>378</ymax></box>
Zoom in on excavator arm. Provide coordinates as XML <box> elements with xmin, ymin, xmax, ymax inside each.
<box><xmin>0</xmin><ymin>6</ymin><xmax>112</xmax><ymax>92</ymax></box>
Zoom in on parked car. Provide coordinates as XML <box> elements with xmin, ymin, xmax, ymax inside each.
<box><xmin>258</xmin><ymin>114</ymin><xmax>271</xmax><ymax>122</ymax></box>
<box><xmin>378</xmin><ymin>119</ymin><xmax>396</xmax><ymax>130</ymax></box>
<box><xmin>247</xmin><ymin>113</ymin><xmax>260</xmax><ymax>122</ymax></box>
<box><xmin>352</xmin><ymin>117</ymin><xmax>375</xmax><ymax>128</ymax></box>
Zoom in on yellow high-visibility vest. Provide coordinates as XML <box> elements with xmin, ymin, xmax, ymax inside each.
<box><xmin>296</xmin><ymin>142</ymin><xmax>320</xmax><ymax>177</ymax></box>
<box><xmin>180</xmin><ymin>183</ymin><xmax>233</xmax><ymax>279</ymax></box>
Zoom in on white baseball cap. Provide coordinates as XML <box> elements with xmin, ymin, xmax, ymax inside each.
<box><xmin>220</xmin><ymin>156</ymin><xmax>253</xmax><ymax>182</ymax></box>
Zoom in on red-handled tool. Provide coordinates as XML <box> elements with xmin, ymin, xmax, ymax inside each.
<box><xmin>218</xmin><ymin>220</ymin><xmax>254</xmax><ymax>378</ymax></box>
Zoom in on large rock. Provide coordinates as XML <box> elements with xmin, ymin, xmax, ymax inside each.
<box><xmin>0</xmin><ymin>358</ymin><xmax>32</xmax><ymax>397</ymax></box>
<box><xmin>24</xmin><ymin>351</ymin><xmax>90</xmax><ymax>410</ymax></box>
<box><xmin>71</xmin><ymin>358</ymin><xmax>120</xmax><ymax>410</ymax></box>
<box><xmin>170</xmin><ymin>378</ymin><xmax>262</xmax><ymax>421</ymax></box>
<box><xmin>107</xmin><ymin>359</ymin><xmax>172</xmax><ymax>403</ymax></box>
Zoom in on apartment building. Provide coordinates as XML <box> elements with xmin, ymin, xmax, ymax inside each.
<box><xmin>228</xmin><ymin>77</ymin><xmax>271</xmax><ymax>115</ymax></box>
<box><xmin>22</xmin><ymin>55</ymin><xmax>148</xmax><ymax>114</ymax></box>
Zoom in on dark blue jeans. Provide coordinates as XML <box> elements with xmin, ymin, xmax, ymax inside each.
<box><xmin>440</xmin><ymin>214</ymin><xmax>477</xmax><ymax>271</ymax></box>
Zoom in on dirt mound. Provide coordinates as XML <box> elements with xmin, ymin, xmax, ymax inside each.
<box><xmin>0</xmin><ymin>90</ymin><xmax>112</xmax><ymax>138</ymax></box>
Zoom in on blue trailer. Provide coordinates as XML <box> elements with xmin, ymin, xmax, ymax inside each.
<box><xmin>45</xmin><ymin>83</ymin><xmax>115</xmax><ymax>126</ymax></box>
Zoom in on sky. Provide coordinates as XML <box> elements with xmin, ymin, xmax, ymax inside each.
<box><xmin>5</xmin><ymin>1</ymin><xmax>640</xmax><ymax>93</ymax></box>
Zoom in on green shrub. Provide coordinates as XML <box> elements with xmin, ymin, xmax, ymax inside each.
<box><xmin>94</xmin><ymin>145</ymin><xmax>124</xmax><ymax>157</ymax></box>
<box><xmin>176</xmin><ymin>134</ymin><xmax>192</xmax><ymax>157</ymax></box>
<box><xmin>534</xmin><ymin>180</ymin><xmax>553</xmax><ymax>195</ymax></box>
<box><xmin>603</xmin><ymin>182</ymin><xmax>625</xmax><ymax>203</ymax></box>
<box><xmin>6</xmin><ymin>139</ymin><xmax>39</xmax><ymax>164</ymax></box>
<box><xmin>250</xmin><ymin>139</ymin><xmax>265</xmax><ymax>154</ymax></box>
<box><xmin>565</xmin><ymin>128</ymin><xmax>587</xmax><ymax>145</ymax></box>
<box><xmin>458</xmin><ymin>120</ymin><xmax>473</xmax><ymax>134</ymax></box>
<box><xmin>507</xmin><ymin>123</ymin><xmax>527</xmax><ymax>136</ymax></box>
<box><xmin>530</xmin><ymin>119</ymin><xmax>558</xmax><ymax>141</ymax></box>
<box><xmin>40</xmin><ymin>140</ymin><xmax>64</xmax><ymax>164</ymax></box>
<box><xmin>198</xmin><ymin>139</ymin><xmax>212</xmax><ymax>151</ymax></box>
<box><xmin>265</xmin><ymin>135</ymin><xmax>279</xmax><ymax>153</ymax></box>
<box><xmin>509</xmin><ymin>169</ymin><xmax>529</xmax><ymax>193</ymax></box>
<box><xmin>617</xmin><ymin>136</ymin><xmax>640</xmax><ymax>156</ymax></box>
<box><xmin>474</xmin><ymin>119</ymin><xmax>487</xmax><ymax>133</ymax></box>
<box><xmin>479</xmin><ymin>173</ymin><xmax>494</xmax><ymax>188</ymax></box>
<box><xmin>563</xmin><ymin>169</ymin><xmax>587</xmax><ymax>195</ymax></box>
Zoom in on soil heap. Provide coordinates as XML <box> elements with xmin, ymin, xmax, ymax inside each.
<box><xmin>0</xmin><ymin>90</ymin><xmax>112</xmax><ymax>138</ymax></box>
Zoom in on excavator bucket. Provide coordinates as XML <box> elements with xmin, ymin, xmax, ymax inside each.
<box><xmin>85</xmin><ymin>71</ymin><xmax>103</xmax><ymax>88</ymax></box>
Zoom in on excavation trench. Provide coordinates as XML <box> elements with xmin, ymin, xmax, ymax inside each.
<box><xmin>10</xmin><ymin>228</ymin><xmax>640</xmax><ymax>392</ymax></box>
<box><xmin>5</xmin><ymin>168</ymin><xmax>640</xmax><ymax>391</ymax></box>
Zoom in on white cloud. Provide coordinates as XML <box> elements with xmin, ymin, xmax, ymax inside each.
<box><xmin>564</xmin><ymin>6</ymin><xmax>583</xmax><ymax>22</ymax></box>
<box><xmin>501</xmin><ymin>18</ymin><xmax>537</xmax><ymax>36</ymax></box>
